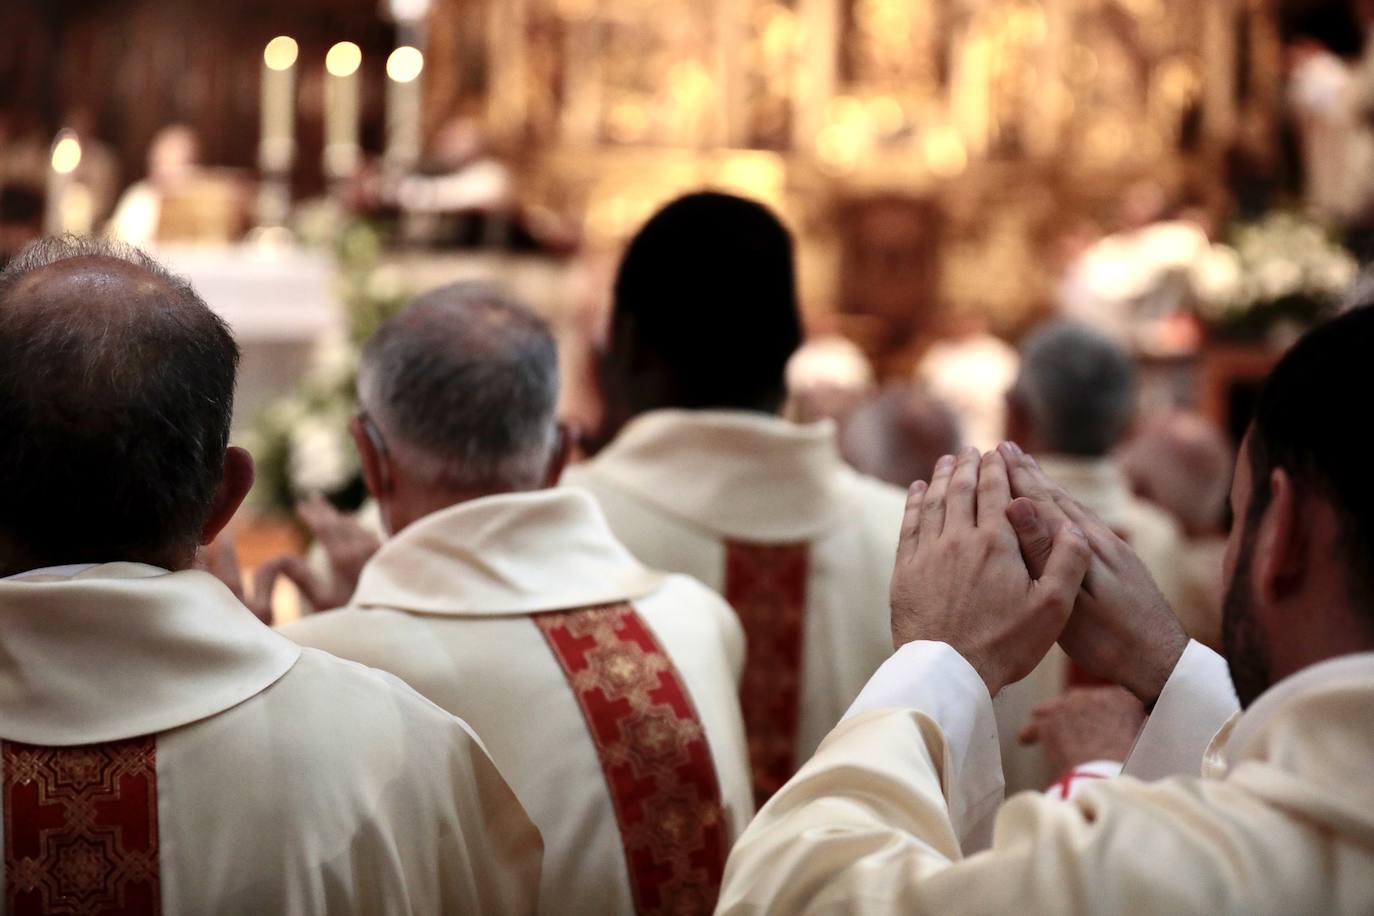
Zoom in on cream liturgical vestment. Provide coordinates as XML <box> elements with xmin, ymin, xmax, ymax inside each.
<box><xmin>995</xmin><ymin>454</ymin><xmax>1193</xmax><ymax>793</ymax></box>
<box><xmin>563</xmin><ymin>410</ymin><xmax>905</xmax><ymax>803</ymax></box>
<box><xmin>717</xmin><ymin>640</ymin><xmax>1374</xmax><ymax>914</ymax></box>
<box><xmin>282</xmin><ymin>489</ymin><xmax>753</xmax><ymax>916</ymax></box>
<box><xmin>0</xmin><ymin>563</ymin><xmax>542</xmax><ymax>915</ymax></box>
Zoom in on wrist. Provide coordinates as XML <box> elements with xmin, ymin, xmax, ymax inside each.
<box><xmin>1125</xmin><ymin>627</ymin><xmax>1189</xmax><ymax>708</ymax></box>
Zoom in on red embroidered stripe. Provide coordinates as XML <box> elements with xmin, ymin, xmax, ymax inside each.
<box><xmin>723</xmin><ymin>541</ymin><xmax>809</xmax><ymax>805</ymax></box>
<box><xmin>535</xmin><ymin>603</ymin><xmax>727</xmax><ymax>915</ymax></box>
<box><xmin>3</xmin><ymin>736</ymin><xmax>160</xmax><ymax>916</ymax></box>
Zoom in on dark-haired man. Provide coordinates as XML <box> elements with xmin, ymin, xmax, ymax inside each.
<box><xmin>717</xmin><ymin>306</ymin><xmax>1374</xmax><ymax>912</ymax></box>
<box><xmin>564</xmin><ymin>192</ymin><xmax>908</xmax><ymax>805</ymax></box>
<box><xmin>0</xmin><ymin>238</ymin><xmax>541</xmax><ymax>913</ymax></box>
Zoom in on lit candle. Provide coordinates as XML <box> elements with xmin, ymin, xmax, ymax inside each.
<box><xmin>260</xmin><ymin>36</ymin><xmax>299</xmax><ymax>175</ymax></box>
<box><xmin>385</xmin><ymin>46</ymin><xmax>425</xmax><ymax>176</ymax></box>
<box><xmin>324</xmin><ymin>41</ymin><xmax>363</xmax><ymax>183</ymax></box>
<box><xmin>45</xmin><ymin>130</ymin><xmax>82</xmax><ymax>236</ymax></box>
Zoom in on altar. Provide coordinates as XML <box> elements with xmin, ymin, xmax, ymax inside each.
<box><xmin>150</xmin><ymin>245</ymin><xmax>342</xmax><ymax>434</ymax></box>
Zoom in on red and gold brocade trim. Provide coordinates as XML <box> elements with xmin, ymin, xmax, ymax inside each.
<box><xmin>723</xmin><ymin>541</ymin><xmax>809</xmax><ymax>805</ymax></box>
<box><xmin>535</xmin><ymin>603</ymin><xmax>727</xmax><ymax>915</ymax></box>
<box><xmin>3</xmin><ymin>736</ymin><xmax>160</xmax><ymax>916</ymax></box>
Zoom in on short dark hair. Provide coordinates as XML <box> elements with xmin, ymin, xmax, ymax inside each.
<box><xmin>610</xmin><ymin>191</ymin><xmax>802</xmax><ymax>412</ymax></box>
<box><xmin>0</xmin><ymin>237</ymin><xmax>239</xmax><ymax>573</ymax></box>
<box><xmin>358</xmin><ymin>282</ymin><xmax>559</xmax><ymax>492</ymax></box>
<box><xmin>1246</xmin><ymin>304</ymin><xmax>1374</xmax><ymax>620</ymax></box>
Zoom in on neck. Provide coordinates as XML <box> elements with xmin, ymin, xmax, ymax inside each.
<box><xmin>1270</xmin><ymin>598</ymin><xmax>1374</xmax><ymax>686</ymax></box>
<box><xmin>383</xmin><ymin>483</ymin><xmax>536</xmax><ymax>536</ymax></box>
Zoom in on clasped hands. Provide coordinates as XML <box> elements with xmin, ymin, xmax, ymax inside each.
<box><xmin>890</xmin><ymin>443</ymin><xmax>1189</xmax><ymax>703</ymax></box>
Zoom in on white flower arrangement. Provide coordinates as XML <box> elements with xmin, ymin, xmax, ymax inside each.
<box><xmin>1192</xmin><ymin>212</ymin><xmax>1358</xmax><ymax>331</ymax></box>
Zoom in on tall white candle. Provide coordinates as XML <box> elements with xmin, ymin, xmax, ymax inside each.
<box><xmin>260</xmin><ymin>36</ymin><xmax>299</xmax><ymax>175</ymax></box>
<box><xmin>385</xmin><ymin>46</ymin><xmax>424</xmax><ymax>175</ymax></box>
<box><xmin>324</xmin><ymin>41</ymin><xmax>363</xmax><ymax>182</ymax></box>
<box><xmin>45</xmin><ymin>131</ymin><xmax>82</xmax><ymax>236</ymax></box>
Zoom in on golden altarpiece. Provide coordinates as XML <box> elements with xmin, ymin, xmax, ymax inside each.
<box><xmin>424</xmin><ymin>0</ymin><xmax>1282</xmax><ymax>366</ymax></box>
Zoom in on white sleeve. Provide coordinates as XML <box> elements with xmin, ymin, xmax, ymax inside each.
<box><xmin>844</xmin><ymin>641</ymin><xmax>1005</xmax><ymax>850</ymax></box>
<box><xmin>1122</xmin><ymin>640</ymin><xmax>1239</xmax><ymax>781</ymax></box>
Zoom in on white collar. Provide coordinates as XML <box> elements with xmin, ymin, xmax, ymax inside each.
<box><xmin>351</xmin><ymin>487</ymin><xmax>665</xmax><ymax>617</ymax></box>
<box><xmin>1035</xmin><ymin>455</ymin><xmax>1135</xmax><ymax>531</ymax></box>
<box><xmin>576</xmin><ymin>408</ymin><xmax>848</xmax><ymax>541</ymax></box>
<box><xmin>0</xmin><ymin>562</ymin><xmax>300</xmax><ymax>745</ymax></box>
<box><xmin>3</xmin><ymin>563</ymin><xmax>101</xmax><ymax>581</ymax></box>
<box><xmin>1226</xmin><ymin>651</ymin><xmax>1374</xmax><ymax>766</ymax></box>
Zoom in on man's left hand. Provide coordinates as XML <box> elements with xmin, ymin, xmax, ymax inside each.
<box><xmin>1018</xmin><ymin>686</ymin><xmax>1147</xmax><ymax>774</ymax></box>
<box><xmin>890</xmin><ymin>447</ymin><xmax>1092</xmax><ymax>696</ymax></box>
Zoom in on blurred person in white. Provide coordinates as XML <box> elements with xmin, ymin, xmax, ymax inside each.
<box><xmin>1118</xmin><ymin>411</ymin><xmax>1236</xmax><ymax>649</ymax></box>
<box><xmin>782</xmin><ymin>334</ymin><xmax>874</xmax><ymax>425</ymax></box>
<box><xmin>998</xmin><ymin>320</ymin><xmax>1189</xmax><ymax>793</ymax></box>
<box><xmin>839</xmin><ymin>385</ymin><xmax>962</xmax><ymax>490</ymax></box>
<box><xmin>720</xmin><ymin>303</ymin><xmax>1374</xmax><ymax>910</ymax></box>
<box><xmin>563</xmin><ymin>193</ymin><xmax>907</xmax><ymax>807</ymax></box>
<box><xmin>0</xmin><ymin>238</ymin><xmax>541</xmax><ymax>914</ymax></box>
<box><xmin>279</xmin><ymin>283</ymin><xmax>753</xmax><ymax>915</ymax></box>
<box><xmin>108</xmin><ymin>124</ymin><xmax>200</xmax><ymax>245</ymax></box>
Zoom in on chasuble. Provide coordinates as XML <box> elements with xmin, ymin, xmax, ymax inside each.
<box><xmin>0</xmin><ymin>563</ymin><xmax>542</xmax><ymax>915</ymax></box>
<box><xmin>282</xmin><ymin>488</ymin><xmax>753</xmax><ymax>915</ymax></box>
<box><xmin>563</xmin><ymin>409</ymin><xmax>906</xmax><ymax>802</ymax></box>
<box><xmin>717</xmin><ymin>641</ymin><xmax>1374</xmax><ymax>914</ymax></box>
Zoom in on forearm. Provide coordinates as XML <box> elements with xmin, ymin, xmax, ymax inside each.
<box><xmin>717</xmin><ymin>707</ymin><xmax>968</xmax><ymax>914</ymax></box>
<box><xmin>718</xmin><ymin>642</ymin><xmax>1006</xmax><ymax>912</ymax></box>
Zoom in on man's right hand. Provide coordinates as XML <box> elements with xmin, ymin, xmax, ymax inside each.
<box><xmin>254</xmin><ymin>496</ymin><xmax>382</xmax><ymax>620</ymax></box>
<box><xmin>998</xmin><ymin>442</ymin><xmax>1189</xmax><ymax>707</ymax></box>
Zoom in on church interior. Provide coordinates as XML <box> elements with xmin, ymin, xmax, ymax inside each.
<box><xmin>2</xmin><ymin>2</ymin><xmax>1374</xmax><ymax>912</ymax></box>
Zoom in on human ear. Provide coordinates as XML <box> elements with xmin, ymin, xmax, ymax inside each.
<box><xmin>349</xmin><ymin>416</ymin><xmax>391</xmax><ymax>499</ymax></box>
<box><xmin>199</xmin><ymin>447</ymin><xmax>255</xmax><ymax>545</ymax></box>
<box><xmin>1252</xmin><ymin>468</ymin><xmax>1307</xmax><ymax>606</ymax></box>
<box><xmin>542</xmin><ymin>421</ymin><xmax>574</xmax><ymax>487</ymax></box>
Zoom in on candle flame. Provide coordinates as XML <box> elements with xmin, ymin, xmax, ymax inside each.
<box><xmin>386</xmin><ymin>46</ymin><xmax>424</xmax><ymax>84</ymax></box>
<box><xmin>326</xmin><ymin>42</ymin><xmax>363</xmax><ymax>78</ymax></box>
<box><xmin>264</xmin><ymin>36</ymin><xmax>299</xmax><ymax>71</ymax></box>
<box><xmin>51</xmin><ymin>134</ymin><xmax>82</xmax><ymax>175</ymax></box>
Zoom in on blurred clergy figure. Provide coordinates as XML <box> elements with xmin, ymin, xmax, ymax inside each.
<box><xmin>719</xmin><ymin>306</ymin><xmax>1374</xmax><ymax>913</ymax></box>
<box><xmin>282</xmin><ymin>285</ymin><xmax>753</xmax><ymax>915</ymax></box>
<box><xmin>0</xmin><ymin>240</ymin><xmax>541</xmax><ymax>914</ymax></box>
<box><xmin>564</xmin><ymin>193</ymin><xmax>907</xmax><ymax>804</ymax></box>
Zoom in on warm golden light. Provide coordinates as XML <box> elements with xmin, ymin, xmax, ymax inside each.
<box><xmin>325</xmin><ymin>42</ymin><xmax>362</xmax><ymax>78</ymax></box>
<box><xmin>51</xmin><ymin>134</ymin><xmax>82</xmax><ymax>175</ymax></box>
<box><xmin>922</xmin><ymin>127</ymin><xmax>968</xmax><ymax>178</ymax></box>
<box><xmin>386</xmin><ymin>46</ymin><xmax>424</xmax><ymax>83</ymax></box>
<box><xmin>263</xmin><ymin>36</ymin><xmax>299</xmax><ymax>71</ymax></box>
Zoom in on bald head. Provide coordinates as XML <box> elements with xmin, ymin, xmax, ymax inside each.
<box><xmin>0</xmin><ymin>237</ymin><xmax>238</xmax><ymax>574</ymax></box>
<box><xmin>358</xmin><ymin>282</ymin><xmax>559</xmax><ymax>495</ymax></box>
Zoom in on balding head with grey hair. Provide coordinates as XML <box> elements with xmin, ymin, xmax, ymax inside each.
<box><xmin>357</xmin><ymin>282</ymin><xmax>559</xmax><ymax>495</ymax></box>
<box><xmin>1012</xmin><ymin>321</ymin><xmax>1136</xmax><ymax>457</ymax></box>
<box><xmin>0</xmin><ymin>235</ymin><xmax>243</xmax><ymax>575</ymax></box>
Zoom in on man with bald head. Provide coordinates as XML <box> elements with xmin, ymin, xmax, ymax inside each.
<box><xmin>282</xmin><ymin>283</ymin><xmax>753</xmax><ymax>915</ymax></box>
<box><xmin>0</xmin><ymin>238</ymin><xmax>541</xmax><ymax>914</ymax></box>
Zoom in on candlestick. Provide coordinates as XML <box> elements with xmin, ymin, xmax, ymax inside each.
<box><xmin>324</xmin><ymin>41</ymin><xmax>363</xmax><ymax>183</ymax></box>
<box><xmin>260</xmin><ymin>36</ymin><xmax>299</xmax><ymax>174</ymax></box>
<box><xmin>385</xmin><ymin>46</ymin><xmax>425</xmax><ymax>176</ymax></box>
<box><xmin>45</xmin><ymin>131</ymin><xmax>82</xmax><ymax>236</ymax></box>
